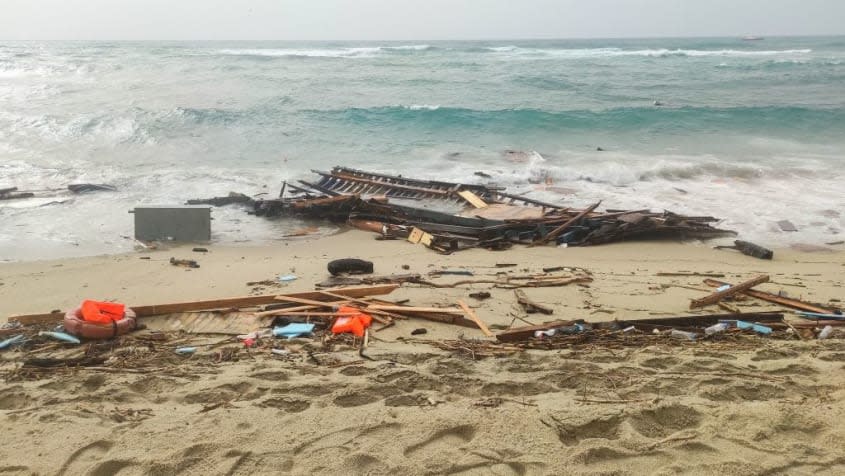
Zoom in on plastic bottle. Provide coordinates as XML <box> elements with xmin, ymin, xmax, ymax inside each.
<box><xmin>705</xmin><ymin>323</ymin><xmax>729</xmax><ymax>336</ymax></box>
<box><xmin>818</xmin><ymin>325</ymin><xmax>834</xmax><ymax>340</ymax></box>
<box><xmin>671</xmin><ymin>329</ymin><xmax>697</xmax><ymax>341</ymax></box>
<box><xmin>175</xmin><ymin>347</ymin><xmax>197</xmax><ymax>355</ymax></box>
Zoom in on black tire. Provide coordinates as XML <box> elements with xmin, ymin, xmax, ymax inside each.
<box><xmin>327</xmin><ymin>258</ymin><xmax>374</xmax><ymax>276</ymax></box>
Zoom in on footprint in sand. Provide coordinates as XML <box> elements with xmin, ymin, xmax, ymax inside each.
<box><xmin>751</xmin><ymin>348</ymin><xmax>800</xmax><ymax>361</ymax></box>
<box><xmin>258</xmin><ymin>397</ymin><xmax>311</xmax><ymax>413</ymax></box>
<box><xmin>0</xmin><ymin>390</ymin><xmax>31</xmax><ymax>410</ymax></box>
<box><xmin>545</xmin><ymin>413</ymin><xmax>623</xmax><ymax>446</ymax></box>
<box><xmin>699</xmin><ymin>382</ymin><xmax>786</xmax><ymax>402</ymax></box>
<box><xmin>403</xmin><ymin>424</ymin><xmax>477</xmax><ymax>456</ymax></box>
<box><xmin>56</xmin><ymin>440</ymin><xmax>114</xmax><ymax>476</ymax></box>
<box><xmin>628</xmin><ymin>404</ymin><xmax>702</xmax><ymax>438</ymax></box>
<box><xmin>384</xmin><ymin>393</ymin><xmax>431</xmax><ymax>407</ymax></box>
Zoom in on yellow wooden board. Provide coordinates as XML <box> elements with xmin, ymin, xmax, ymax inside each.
<box><xmin>457</xmin><ymin>190</ymin><xmax>489</xmax><ymax>209</ymax></box>
<box><xmin>460</xmin><ymin>203</ymin><xmax>544</xmax><ymax>220</ymax></box>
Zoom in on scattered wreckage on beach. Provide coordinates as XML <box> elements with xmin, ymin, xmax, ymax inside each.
<box><xmin>192</xmin><ymin>166</ymin><xmax>736</xmax><ymax>253</ymax></box>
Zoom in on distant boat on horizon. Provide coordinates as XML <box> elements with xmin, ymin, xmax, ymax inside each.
<box><xmin>742</xmin><ymin>36</ymin><xmax>764</xmax><ymax>41</ymax></box>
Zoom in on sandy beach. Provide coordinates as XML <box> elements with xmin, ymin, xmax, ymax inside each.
<box><xmin>2</xmin><ymin>231</ymin><xmax>845</xmax><ymax>475</ymax></box>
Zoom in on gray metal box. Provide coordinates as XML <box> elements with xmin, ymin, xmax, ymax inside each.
<box><xmin>132</xmin><ymin>205</ymin><xmax>211</xmax><ymax>242</ymax></box>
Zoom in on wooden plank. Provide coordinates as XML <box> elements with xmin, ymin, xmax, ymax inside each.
<box><xmin>274</xmin><ymin>295</ymin><xmax>349</xmax><ymax>308</ymax></box>
<box><xmin>614</xmin><ymin>312</ymin><xmax>784</xmax><ymax>329</ymax></box>
<box><xmin>6</xmin><ymin>312</ymin><xmax>66</xmax><ymax>326</ymax></box>
<box><xmin>400</xmin><ymin>311</ymin><xmax>480</xmax><ymax>329</ymax></box>
<box><xmin>537</xmin><ymin>201</ymin><xmax>601</xmax><ymax>244</ymax></box>
<box><xmin>6</xmin><ymin>284</ymin><xmax>399</xmax><ymax>324</ymax></box>
<box><xmin>497</xmin><ymin>320</ymin><xmax>577</xmax><ymax>343</ymax></box>
<box><xmin>703</xmin><ymin>278</ymin><xmax>835</xmax><ymax>314</ymax></box>
<box><xmin>255</xmin><ymin>304</ymin><xmax>322</xmax><ymax>317</ymax></box>
<box><xmin>514</xmin><ymin>289</ymin><xmax>554</xmax><ymax>315</ymax></box>
<box><xmin>457</xmin><ymin>190</ymin><xmax>489</xmax><ymax>209</ymax></box>
<box><xmin>690</xmin><ymin>275</ymin><xmax>769</xmax><ymax>309</ymax></box>
<box><xmin>365</xmin><ymin>305</ymin><xmax>464</xmax><ymax>314</ymax></box>
<box><xmin>457</xmin><ymin>300</ymin><xmax>493</xmax><ymax>337</ymax></box>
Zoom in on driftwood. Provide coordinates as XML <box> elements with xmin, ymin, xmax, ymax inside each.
<box><xmin>690</xmin><ymin>275</ymin><xmax>769</xmax><ymax>309</ymax></box>
<box><xmin>458</xmin><ymin>300</ymin><xmax>494</xmax><ymax>337</ymax></box>
<box><xmin>656</xmin><ymin>272</ymin><xmax>726</xmax><ymax>278</ymax></box>
<box><xmin>537</xmin><ymin>201</ymin><xmax>601</xmax><ymax>244</ymax></box>
<box><xmin>514</xmin><ymin>289</ymin><xmax>554</xmax><ymax>315</ymax></box>
<box><xmin>366</xmin><ymin>305</ymin><xmax>463</xmax><ymax>315</ymax></box>
<box><xmin>703</xmin><ymin>278</ymin><xmax>835</xmax><ymax>314</ymax></box>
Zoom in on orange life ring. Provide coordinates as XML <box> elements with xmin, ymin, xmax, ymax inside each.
<box><xmin>64</xmin><ymin>306</ymin><xmax>137</xmax><ymax>340</ymax></box>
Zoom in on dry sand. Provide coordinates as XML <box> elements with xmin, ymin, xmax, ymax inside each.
<box><xmin>2</xmin><ymin>231</ymin><xmax>845</xmax><ymax>475</ymax></box>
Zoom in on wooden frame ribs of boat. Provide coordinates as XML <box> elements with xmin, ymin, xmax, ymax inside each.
<box><xmin>306</xmin><ymin>166</ymin><xmax>565</xmax><ymax>210</ymax></box>
<box><xmin>245</xmin><ymin>166</ymin><xmax>736</xmax><ymax>252</ymax></box>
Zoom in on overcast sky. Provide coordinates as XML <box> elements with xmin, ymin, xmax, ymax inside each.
<box><xmin>2</xmin><ymin>0</ymin><xmax>844</xmax><ymax>41</ymax></box>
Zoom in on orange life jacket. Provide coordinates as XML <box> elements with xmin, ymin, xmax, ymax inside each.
<box><xmin>80</xmin><ymin>300</ymin><xmax>126</xmax><ymax>324</ymax></box>
<box><xmin>331</xmin><ymin>306</ymin><xmax>373</xmax><ymax>337</ymax></box>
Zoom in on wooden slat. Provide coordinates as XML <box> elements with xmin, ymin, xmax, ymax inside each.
<box><xmin>365</xmin><ymin>305</ymin><xmax>464</xmax><ymax>314</ymax></box>
<box><xmin>458</xmin><ymin>300</ymin><xmax>493</xmax><ymax>337</ymax></box>
<box><xmin>255</xmin><ymin>305</ymin><xmax>322</xmax><ymax>317</ymax></box>
<box><xmin>690</xmin><ymin>275</ymin><xmax>769</xmax><ymax>309</ymax></box>
<box><xmin>274</xmin><ymin>295</ymin><xmax>349</xmax><ymax>307</ymax></box>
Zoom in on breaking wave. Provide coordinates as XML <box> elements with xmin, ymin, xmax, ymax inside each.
<box><xmin>216</xmin><ymin>44</ymin><xmax>435</xmax><ymax>58</ymax></box>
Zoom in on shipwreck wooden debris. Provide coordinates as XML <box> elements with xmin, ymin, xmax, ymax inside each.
<box><xmin>248</xmin><ymin>166</ymin><xmax>735</xmax><ymax>253</ymax></box>
<box><xmin>690</xmin><ymin>275</ymin><xmax>770</xmax><ymax>309</ymax></box>
<box><xmin>514</xmin><ymin>289</ymin><xmax>554</xmax><ymax>315</ymax></box>
<box><xmin>458</xmin><ymin>300</ymin><xmax>494</xmax><ymax>337</ymax></box>
<box><xmin>6</xmin><ymin>284</ymin><xmax>399</xmax><ymax>325</ymax></box>
<box><xmin>703</xmin><ymin>278</ymin><xmax>836</xmax><ymax>314</ymax></box>
<box><xmin>537</xmin><ymin>201</ymin><xmax>601</xmax><ymax>244</ymax></box>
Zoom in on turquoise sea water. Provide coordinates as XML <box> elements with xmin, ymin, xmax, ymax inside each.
<box><xmin>1</xmin><ymin>37</ymin><xmax>844</xmax><ymax>259</ymax></box>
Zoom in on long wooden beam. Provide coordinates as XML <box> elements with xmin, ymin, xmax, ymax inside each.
<box><xmin>537</xmin><ymin>201</ymin><xmax>601</xmax><ymax>244</ymax></box>
<box><xmin>690</xmin><ymin>275</ymin><xmax>769</xmax><ymax>309</ymax></box>
<box><xmin>6</xmin><ymin>284</ymin><xmax>399</xmax><ymax>325</ymax></box>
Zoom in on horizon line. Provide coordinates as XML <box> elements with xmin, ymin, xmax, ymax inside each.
<box><xmin>2</xmin><ymin>33</ymin><xmax>844</xmax><ymax>42</ymax></box>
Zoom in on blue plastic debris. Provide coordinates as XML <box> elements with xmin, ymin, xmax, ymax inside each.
<box><xmin>278</xmin><ymin>274</ymin><xmax>298</xmax><ymax>282</ymax></box>
<box><xmin>0</xmin><ymin>334</ymin><xmax>25</xmax><ymax>350</ymax></box>
<box><xmin>38</xmin><ymin>331</ymin><xmax>81</xmax><ymax>344</ymax></box>
<box><xmin>796</xmin><ymin>311</ymin><xmax>845</xmax><ymax>321</ymax></box>
<box><xmin>175</xmin><ymin>347</ymin><xmax>197</xmax><ymax>355</ymax></box>
<box><xmin>734</xmin><ymin>320</ymin><xmax>772</xmax><ymax>335</ymax></box>
<box><xmin>273</xmin><ymin>323</ymin><xmax>315</xmax><ymax>340</ymax></box>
